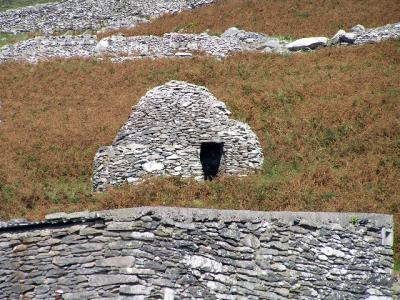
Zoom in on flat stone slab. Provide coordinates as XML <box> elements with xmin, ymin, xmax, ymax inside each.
<box><xmin>287</xmin><ymin>36</ymin><xmax>328</xmax><ymax>51</ymax></box>
<box><xmin>43</xmin><ymin>206</ymin><xmax>393</xmax><ymax>228</ymax></box>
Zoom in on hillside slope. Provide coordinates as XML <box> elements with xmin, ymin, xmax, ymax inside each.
<box><xmin>0</xmin><ymin>0</ymin><xmax>399</xmax><ymax>266</ymax></box>
<box><xmin>102</xmin><ymin>0</ymin><xmax>400</xmax><ymax>38</ymax></box>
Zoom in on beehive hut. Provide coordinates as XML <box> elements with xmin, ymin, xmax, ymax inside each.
<box><xmin>92</xmin><ymin>81</ymin><xmax>264</xmax><ymax>191</ymax></box>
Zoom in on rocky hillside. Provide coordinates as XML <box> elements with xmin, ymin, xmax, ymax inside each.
<box><xmin>0</xmin><ymin>0</ymin><xmax>215</xmax><ymax>34</ymax></box>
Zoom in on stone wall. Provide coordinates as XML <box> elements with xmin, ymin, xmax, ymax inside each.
<box><xmin>1</xmin><ymin>23</ymin><xmax>399</xmax><ymax>64</ymax></box>
<box><xmin>0</xmin><ymin>207</ymin><xmax>394</xmax><ymax>299</ymax></box>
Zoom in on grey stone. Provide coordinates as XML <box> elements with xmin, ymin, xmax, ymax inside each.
<box><xmin>286</xmin><ymin>37</ymin><xmax>328</xmax><ymax>51</ymax></box>
<box><xmin>96</xmin><ymin>256</ymin><xmax>136</xmax><ymax>267</ymax></box>
<box><xmin>142</xmin><ymin>161</ymin><xmax>164</xmax><ymax>172</ymax></box>
<box><xmin>341</xmin><ymin>32</ymin><xmax>357</xmax><ymax>44</ymax></box>
<box><xmin>120</xmin><ymin>285</ymin><xmax>151</xmax><ymax>295</ymax></box>
<box><xmin>53</xmin><ymin>256</ymin><xmax>94</xmax><ymax>266</ymax></box>
<box><xmin>242</xmin><ymin>234</ymin><xmax>260</xmax><ymax>248</ymax></box>
<box><xmin>88</xmin><ymin>274</ymin><xmax>139</xmax><ymax>286</ymax></box>
<box><xmin>351</xmin><ymin>24</ymin><xmax>366</xmax><ymax>33</ymax></box>
<box><xmin>63</xmin><ymin>291</ymin><xmax>98</xmax><ymax>300</ymax></box>
<box><xmin>220</xmin><ymin>228</ymin><xmax>241</xmax><ymax>241</ymax></box>
<box><xmin>70</xmin><ymin>243</ymin><xmax>103</xmax><ymax>253</ymax></box>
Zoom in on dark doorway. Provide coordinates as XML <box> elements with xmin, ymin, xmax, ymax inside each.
<box><xmin>200</xmin><ymin>142</ymin><xmax>224</xmax><ymax>180</ymax></box>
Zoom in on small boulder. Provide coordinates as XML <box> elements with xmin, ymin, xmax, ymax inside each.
<box><xmin>330</xmin><ymin>30</ymin><xmax>357</xmax><ymax>45</ymax></box>
<box><xmin>341</xmin><ymin>32</ymin><xmax>357</xmax><ymax>44</ymax></box>
<box><xmin>330</xmin><ymin>29</ymin><xmax>346</xmax><ymax>45</ymax></box>
<box><xmin>286</xmin><ymin>37</ymin><xmax>328</xmax><ymax>51</ymax></box>
<box><xmin>95</xmin><ymin>38</ymin><xmax>110</xmax><ymax>52</ymax></box>
<box><xmin>350</xmin><ymin>24</ymin><xmax>366</xmax><ymax>33</ymax></box>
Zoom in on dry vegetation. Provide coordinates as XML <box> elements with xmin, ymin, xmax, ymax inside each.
<box><xmin>101</xmin><ymin>0</ymin><xmax>400</xmax><ymax>38</ymax></box>
<box><xmin>0</xmin><ymin>0</ymin><xmax>399</xmax><ymax>266</ymax></box>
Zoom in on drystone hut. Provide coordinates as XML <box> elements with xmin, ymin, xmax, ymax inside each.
<box><xmin>92</xmin><ymin>81</ymin><xmax>264</xmax><ymax>191</ymax></box>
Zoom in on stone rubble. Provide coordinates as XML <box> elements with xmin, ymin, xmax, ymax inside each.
<box><xmin>92</xmin><ymin>80</ymin><xmax>264</xmax><ymax>191</ymax></box>
<box><xmin>0</xmin><ymin>207</ymin><xmax>395</xmax><ymax>299</ymax></box>
<box><xmin>0</xmin><ymin>22</ymin><xmax>399</xmax><ymax>64</ymax></box>
<box><xmin>0</xmin><ymin>0</ymin><xmax>216</xmax><ymax>35</ymax></box>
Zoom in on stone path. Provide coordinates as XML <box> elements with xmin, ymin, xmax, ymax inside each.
<box><xmin>0</xmin><ymin>23</ymin><xmax>399</xmax><ymax>64</ymax></box>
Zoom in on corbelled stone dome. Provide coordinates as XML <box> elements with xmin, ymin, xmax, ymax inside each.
<box><xmin>93</xmin><ymin>81</ymin><xmax>263</xmax><ymax>191</ymax></box>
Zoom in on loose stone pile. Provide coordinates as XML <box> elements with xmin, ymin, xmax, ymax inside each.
<box><xmin>0</xmin><ymin>0</ymin><xmax>215</xmax><ymax>34</ymax></box>
<box><xmin>0</xmin><ymin>207</ymin><xmax>395</xmax><ymax>299</ymax></box>
<box><xmin>1</xmin><ymin>23</ymin><xmax>399</xmax><ymax>64</ymax></box>
<box><xmin>0</xmin><ymin>27</ymin><xmax>286</xmax><ymax>63</ymax></box>
<box><xmin>93</xmin><ymin>81</ymin><xmax>264</xmax><ymax>191</ymax></box>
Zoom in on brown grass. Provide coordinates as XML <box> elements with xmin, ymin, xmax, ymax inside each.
<box><xmin>100</xmin><ymin>0</ymin><xmax>400</xmax><ymax>38</ymax></box>
<box><xmin>0</xmin><ymin>41</ymin><xmax>399</xmax><ymax>260</ymax></box>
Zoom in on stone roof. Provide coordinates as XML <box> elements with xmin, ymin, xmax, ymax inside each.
<box><xmin>92</xmin><ymin>81</ymin><xmax>264</xmax><ymax>191</ymax></box>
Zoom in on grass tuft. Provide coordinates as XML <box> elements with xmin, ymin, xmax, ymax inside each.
<box><xmin>0</xmin><ymin>0</ymin><xmax>58</xmax><ymax>11</ymax></box>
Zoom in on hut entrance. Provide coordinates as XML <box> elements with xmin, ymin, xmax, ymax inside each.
<box><xmin>200</xmin><ymin>142</ymin><xmax>223</xmax><ymax>180</ymax></box>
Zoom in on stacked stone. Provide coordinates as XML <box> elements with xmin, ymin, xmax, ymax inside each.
<box><xmin>100</xmin><ymin>31</ymin><xmax>260</xmax><ymax>58</ymax></box>
<box><xmin>0</xmin><ymin>0</ymin><xmax>216</xmax><ymax>35</ymax></box>
<box><xmin>92</xmin><ymin>80</ymin><xmax>264</xmax><ymax>191</ymax></box>
<box><xmin>1</xmin><ymin>23</ymin><xmax>400</xmax><ymax>64</ymax></box>
<box><xmin>0</xmin><ymin>207</ymin><xmax>394</xmax><ymax>299</ymax></box>
<box><xmin>0</xmin><ymin>28</ymin><xmax>284</xmax><ymax>63</ymax></box>
<box><xmin>0</xmin><ymin>34</ymin><xmax>98</xmax><ymax>63</ymax></box>
<box><xmin>353</xmin><ymin>23</ymin><xmax>400</xmax><ymax>44</ymax></box>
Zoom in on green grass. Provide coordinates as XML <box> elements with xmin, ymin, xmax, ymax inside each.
<box><xmin>0</xmin><ymin>0</ymin><xmax>59</xmax><ymax>11</ymax></box>
<box><xmin>0</xmin><ymin>33</ymin><xmax>31</xmax><ymax>48</ymax></box>
<box><xmin>395</xmin><ymin>260</ymin><xmax>400</xmax><ymax>273</ymax></box>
